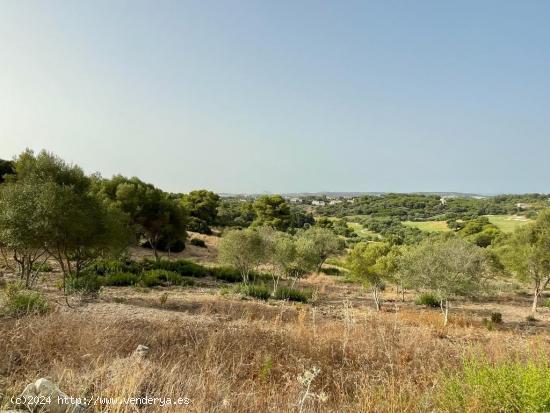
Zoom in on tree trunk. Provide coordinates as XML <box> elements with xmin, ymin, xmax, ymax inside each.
<box><xmin>531</xmin><ymin>289</ymin><xmax>540</xmax><ymax>315</ymax></box>
<box><xmin>440</xmin><ymin>298</ymin><xmax>449</xmax><ymax>327</ymax></box>
<box><xmin>316</xmin><ymin>258</ymin><xmax>326</xmax><ymax>275</ymax></box>
<box><xmin>372</xmin><ymin>287</ymin><xmax>381</xmax><ymax>311</ymax></box>
<box><xmin>272</xmin><ymin>274</ymin><xmax>280</xmax><ymax>294</ymax></box>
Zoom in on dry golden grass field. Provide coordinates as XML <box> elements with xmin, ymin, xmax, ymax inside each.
<box><xmin>1</xmin><ymin>239</ymin><xmax>550</xmax><ymax>412</ymax></box>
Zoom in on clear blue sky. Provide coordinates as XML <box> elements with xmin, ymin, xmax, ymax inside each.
<box><xmin>1</xmin><ymin>1</ymin><xmax>549</xmax><ymax>194</ymax></box>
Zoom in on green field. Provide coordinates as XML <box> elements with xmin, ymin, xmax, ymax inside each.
<box><xmin>486</xmin><ymin>215</ymin><xmax>532</xmax><ymax>233</ymax></box>
<box><xmin>347</xmin><ymin>221</ymin><xmax>381</xmax><ymax>238</ymax></box>
<box><xmin>403</xmin><ymin>220</ymin><xmax>450</xmax><ymax>233</ymax></box>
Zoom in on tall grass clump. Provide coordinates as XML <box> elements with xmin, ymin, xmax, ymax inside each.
<box><xmin>274</xmin><ymin>286</ymin><xmax>312</xmax><ymax>303</ymax></box>
<box><xmin>415</xmin><ymin>293</ymin><xmax>440</xmax><ymax>308</ymax></box>
<box><xmin>439</xmin><ymin>356</ymin><xmax>550</xmax><ymax>412</ymax></box>
<box><xmin>139</xmin><ymin>269</ymin><xmax>192</xmax><ymax>287</ymax></box>
<box><xmin>2</xmin><ymin>283</ymin><xmax>49</xmax><ymax>316</ymax></box>
<box><xmin>239</xmin><ymin>283</ymin><xmax>271</xmax><ymax>301</ymax></box>
<box><xmin>210</xmin><ymin>266</ymin><xmax>242</xmax><ymax>283</ymax></box>
<box><xmin>88</xmin><ymin>258</ymin><xmax>143</xmax><ymax>275</ymax></box>
<box><xmin>142</xmin><ymin>259</ymin><xmax>208</xmax><ymax>278</ymax></box>
<box><xmin>102</xmin><ymin>272</ymin><xmax>140</xmax><ymax>287</ymax></box>
<box><xmin>66</xmin><ymin>274</ymin><xmax>101</xmax><ymax>296</ymax></box>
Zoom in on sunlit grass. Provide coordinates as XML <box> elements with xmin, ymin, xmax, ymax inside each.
<box><xmin>486</xmin><ymin>215</ymin><xmax>532</xmax><ymax>233</ymax></box>
<box><xmin>403</xmin><ymin>220</ymin><xmax>450</xmax><ymax>232</ymax></box>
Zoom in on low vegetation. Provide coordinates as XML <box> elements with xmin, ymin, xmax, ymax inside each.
<box><xmin>1</xmin><ymin>150</ymin><xmax>550</xmax><ymax>412</ymax></box>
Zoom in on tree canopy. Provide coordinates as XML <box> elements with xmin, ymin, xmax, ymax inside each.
<box><xmin>252</xmin><ymin>195</ymin><xmax>291</xmax><ymax>231</ymax></box>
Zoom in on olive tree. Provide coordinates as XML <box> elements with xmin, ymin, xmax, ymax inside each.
<box><xmin>399</xmin><ymin>236</ymin><xmax>489</xmax><ymax>326</ymax></box>
<box><xmin>1</xmin><ymin>150</ymin><xmax>133</xmax><ymax>290</ymax></box>
<box><xmin>0</xmin><ymin>181</ymin><xmax>49</xmax><ymax>287</ymax></box>
<box><xmin>295</xmin><ymin>227</ymin><xmax>344</xmax><ymax>274</ymax></box>
<box><xmin>347</xmin><ymin>242</ymin><xmax>392</xmax><ymax>311</ymax></box>
<box><xmin>497</xmin><ymin>210</ymin><xmax>550</xmax><ymax>315</ymax></box>
<box><xmin>263</xmin><ymin>229</ymin><xmax>300</xmax><ymax>293</ymax></box>
<box><xmin>16</xmin><ymin>151</ymin><xmax>132</xmax><ymax>287</ymax></box>
<box><xmin>218</xmin><ymin>228</ymin><xmax>265</xmax><ymax>284</ymax></box>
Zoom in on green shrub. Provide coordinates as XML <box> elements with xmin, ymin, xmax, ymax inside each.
<box><xmin>88</xmin><ymin>259</ymin><xmax>142</xmax><ymax>275</ymax></box>
<box><xmin>66</xmin><ymin>274</ymin><xmax>101</xmax><ymax>296</ymax></box>
<box><xmin>439</xmin><ymin>357</ymin><xmax>550</xmax><ymax>412</ymax></box>
<box><xmin>543</xmin><ymin>299</ymin><xmax>550</xmax><ymax>308</ymax></box>
<box><xmin>190</xmin><ymin>238</ymin><xmax>207</xmax><ymax>248</ymax></box>
<box><xmin>103</xmin><ymin>272</ymin><xmax>139</xmax><ymax>286</ymax></box>
<box><xmin>140</xmin><ymin>269</ymin><xmax>183</xmax><ymax>287</ymax></box>
<box><xmin>415</xmin><ymin>293</ymin><xmax>440</xmax><ymax>308</ymax></box>
<box><xmin>187</xmin><ymin>217</ymin><xmax>212</xmax><ymax>234</ymax></box>
<box><xmin>274</xmin><ymin>286</ymin><xmax>312</xmax><ymax>303</ymax></box>
<box><xmin>490</xmin><ymin>312</ymin><xmax>503</xmax><ymax>324</ymax></box>
<box><xmin>323</xmin><ymin>267</ymin><xmax>342</xmax><ymax>276</ymax></box>
<box><xmin>239</xmin><ymin>283</ymin><xmax>270</xmax><ymax>301</ymax></box>
<box><xmin>3</xmin><ymin>283</ymin><xmax>49</xmax><ymax>316</ymax></box>
<box><xmin>141</xmin><ymin>237</ymin><xmax>185</xmax><ymax>253</ymax></box>
<box><xmin>179</xmin><ymin>276</ymin><xmax>196</xmax><ymax>287</ymax></box>
<box><xmin>210</xmin><ymin>266</ymin><xmax>242</xmax><ymax>283</ymax></box>
<box><xmin>32</xmin><ymin>262</ymin><xmax>53</xmax><ymax>272</ymax></box>
<box><xmin>142</xmin><ymin>259</ymin><xmax>208</xmax><ymax>278</ymax></box>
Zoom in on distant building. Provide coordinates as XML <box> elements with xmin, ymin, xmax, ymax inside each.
<box><xmin>329</xmin><ymin>200</ymin><xmax>342</xmax><ymax>205</ymax></box>
<box><xmin>289</xmin><ymin>197</ymin><xmax>303</xmax><ymax>204</ymax></box>
<box><xmin>440</xmin><ymin>197</ymin><xmax>447</xmax><ymax>205</ymax></box>
<box><xmin>311</xmin><ymin>200</ymin><xmax>326</xmax><ymax>206</ymax></box>
<box><xmin>516</xmin><ymin>203</ymin><xmax>530</xmax><ymax>210</ymax></box>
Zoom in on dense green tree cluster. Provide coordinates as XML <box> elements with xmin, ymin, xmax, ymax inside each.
<box><xmin>216</xmin><ymin>198</ymin><xmax>256</xmax><ymax>228</ymax></box>
<box><xmin>0</xmin><ymin>151</ymin><xmax>131</xmax><ymax>287</ymax></box>
<box><xmin>181</xmin><ymin>190</ymin><xmax>220</xmax><ymax>234</ymax></box>
<box><xmin>448</xmin><ymin>216</ymin><xmax>502</xmax><ymax>247</ymax></box>
<box><xmin>0</xmin><ymin>159</ymin><xmax>14</xmax><ymax>184</ymax></box>
<box><xmin>358</xmin><ymin>217</ymin><xmax>426</xmax><ymax>245</ymax></box>
<box><xmin>252</xmin><ymin>195</ymin><xmax>291</xmax><ymax>231</ymax></box>
<box><xmin>495</xmin><ymin>210</ymin><xmax>550</xmax><ymax>315</ymax></box>
<box><xmin>320</xmin><ymin>193</ymin><xmax>549</xmax><ymax>221</ymax></box>
<box><xmin>219</xmin><ymin>226</ymin><xmax>344</xmax><ymax>286</ymax></box>
<box><xmin>93</xmin><ymin>175</ymin><xmax>187</xmax><ymax>259</ymax></box>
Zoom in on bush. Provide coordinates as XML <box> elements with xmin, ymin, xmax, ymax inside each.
<box><xmin>323</xmin><ymin>267</ymin><xmax>342</xmax><ymax>276</ymax></box>
<box><xmin>415</xmin><ymin>293</ymin><xmax>440</xmax><ymax>308</ymax></box>
<box><xmin>140</xmin><ymin>270</ymin><xmax>184</xmax><ymax>287</ymax></box>
<box><xmin>210</xmin><ymin>266</ymin><xmax>242</xmax><ymax>283</ymax></box>
<box><xmin>543</xmin><ymin>299</ymin><xmax>550</xmax><ymax>308</ymax></box>
<box><xmin>141</xmin><ymin>237</ymin><xmax>186</xmax><ymax>253</ymax></box>
<box><xmin>88</xmin><ymin>259</ymin><xmax>142</xmax><ymax>275</ymax></box>
<box><xmin>188</xmin><ymin>217</ymin><xmax>212</xmax><ymax>235</ymax></box>
<box><xmin>32</xmin><ymin>262</ymin><xmax>53</xmax><ymax>272</ymax></box>
<box><xmin>274</xmin><ymin>286</ymin><xmax>312</xmax><ymax>303</ymax></box>
<box><xmin>239</xmin><ymin>284</ymin><xmax>270</xmax><ymax>301</ymax></box>
<box><xmin>439</xmin><ymin>357</ymin><xmax>550</xmax><ymax>412</ymax></box>
<box><xmin>102</xmin><ymin>272</ymin><xmax>139</xmax><ymax>286</ymax></box>
<box><xmin>490</xmin><ymin>312</ymin><xmax>503</xmax><ymax>324</ymax></box>
<box><xmin>142</xmin><ymin>259</ymin><xmax>208</xmax><ymax>278</ymax></box>
<box><xmin>190</xmin><ymin>238</ymin><xmax>207</xmax><ymax>248</ymax></box>
<box><xmin>66</xmin><ymin>274</ymin><xmax>101</xmax><ymax>296</ymax></box>
<box><xmin>179</xmin><ymin>276</ymin><xmax>196</xmax><ymax>287</ymax></box>
<box><xmin>3</xmin><ymin>283</ymin><xmax>49</xmax><ymax>316</ymax></box>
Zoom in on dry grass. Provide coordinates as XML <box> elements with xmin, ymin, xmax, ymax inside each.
<box><xmin>1</xmin><ymin>288</ymin><xmax>549</xmax><ymax>412</ymax></box>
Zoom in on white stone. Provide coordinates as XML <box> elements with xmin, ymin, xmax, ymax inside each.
<box><xmin>17</xmin><ymin>378</ymin><xmax>87</xmax><ymax>413</ymax></box>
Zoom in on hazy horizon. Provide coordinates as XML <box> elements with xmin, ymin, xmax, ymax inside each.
<box><xmin>2</xmin><ymin>1</ymin><xmax>550</xmax><ymax>194</ymax></box>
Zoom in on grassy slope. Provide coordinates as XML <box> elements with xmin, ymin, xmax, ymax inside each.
<box><xmin>486</xmin><ymin>215</ymin><xmax>532</xmax><ymax>233</ymax></box>
<box><xmin>402</xmin><ymin>220</ymin><xmax>450</xmax><ymax>232</ymax></box>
